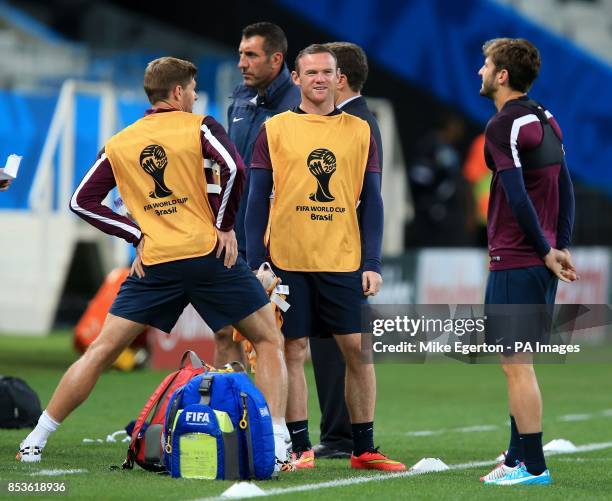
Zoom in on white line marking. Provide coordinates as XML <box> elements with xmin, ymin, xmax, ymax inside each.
<box><xmin>401</xmin><ymin>424</ymin><xmax>499</xmax><ymax>437</ymax></box>
<box><xmin>405</xmin><ymin>430</ymin><xmax>439</xmax><ymax>437</ymax></box>
<box><xmin>569</xmin><ymin>441</ymin><xmax>612</xmax><ymax>453</ymax></box>
<box><xmin>30</xmin><ymin>469</ymin><xmax>87</xmax><ymax>476</ymax></box>
<box><xmin>558</xmin><ymin>457</ymin><xmax>612</xmax><ymax>463</ymax></box>
<box><xmin>193</xmin><ymin>441</ymin><xmax>612</xmax><ymax>501</ymax></box>
<box><xmin>454</xmin><ymin>425</ymin><xmax>499</xmax><ymax>433</ymax></box>
<box><xmin>395</xmin><ymin>408</ymin><xmax>612</xmax><ymax>438</ymax></box>
<box><xmin>558</xmin><ymin>413</ymin><xmax>593</xmax><ymax>422</ymax></box>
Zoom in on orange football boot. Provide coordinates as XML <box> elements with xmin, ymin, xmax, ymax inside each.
<box><xmin>351</xmin><ymin>448</ymin><xmax>406</xmax><ymax>471</ymax></box>
<box><xmin>291</xmin><ymin>448</ymin><xmax>315</xmax><ymax>469</ymax></box>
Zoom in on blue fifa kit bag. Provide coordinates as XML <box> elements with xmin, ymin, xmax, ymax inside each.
<box><xmin>163</xmin><ymin>372</ymin><xmax>274</xmax><ymax>480</ymax></box>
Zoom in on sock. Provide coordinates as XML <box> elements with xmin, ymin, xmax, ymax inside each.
<box><xmin>287</xmin><ymin>420</ymin><xmax>311</xmax><ymax>453</ymax></box>
<box><xmin>504</xmin><ymin>416</ymin><xmax>523</xmax><ymax>467</ymax></box>
<box><xmin>272</xmin><ymin>418</ymin><xmax>290</xmax><ymax>461</ymax></box>
<box><xmin>23</xmin><ymin>410</ymin><xmax>60</xmax><ymax>449</ymax></box>
<box><xmin>520</xmin><ymin>432</ymin><xmax>547</xmax><ymax>475</ymax></box>
<box><xmin>351</xmin><ymin>422</ymin><xmax>374</xmax><ymax>456</ymax></box>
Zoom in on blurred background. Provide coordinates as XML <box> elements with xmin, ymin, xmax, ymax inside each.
<box><xmin>0</xmin><ymin>0</ymin><xmax>610</xmax><ymax>353</ymax></box>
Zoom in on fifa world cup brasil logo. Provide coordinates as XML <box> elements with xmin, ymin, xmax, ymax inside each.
<box><xmin>307</xmin><ymin>148</ymin><xmax>336</xmax><ymax>202</ymax></box>
<box><xmin>140</xmin><ymin>144</ymin><xmax>173</xmax><ymax>198</ymax></box>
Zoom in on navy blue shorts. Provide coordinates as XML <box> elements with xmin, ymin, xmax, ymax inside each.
<box><xmin>110</xmin><ymin>254</ymin><xmax>269</xmax><ymax>333</ymax></box>
<box><xmin>484</xmin><ymin>266</ymin><xmax>558</xmax><ymax>352</ymax></box>
<box><xmin>271</xmin><ymin>265</ymin><xmax>366</xmax><ymax>339</ymax></box>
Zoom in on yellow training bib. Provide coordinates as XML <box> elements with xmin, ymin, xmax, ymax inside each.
<box><xmin>106</xmin><ymin>111</ymin><xmax>217</xmax><ymax>265</ymax></box>
<box><xmin>265</xmin><ymin>111</ymin><xmax>370</xmax><ymax>272</ymax></box>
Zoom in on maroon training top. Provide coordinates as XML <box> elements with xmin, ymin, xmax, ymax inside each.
<box><xmin>485</xmin><ymin>96</ymin><xmax>563</xmax><ymax>271</ymax></box>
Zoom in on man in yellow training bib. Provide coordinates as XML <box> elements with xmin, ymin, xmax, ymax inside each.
<box><xmin>246</xmin><ymin>44</ymin><xmax>405</xmax><ymax>472</ymax></box>
<box><xmin>17</xmin><ymin>57</ymin><xmax>292</xmax><ymax>472</ymax></box>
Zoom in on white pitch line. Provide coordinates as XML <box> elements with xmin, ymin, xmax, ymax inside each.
<box><xmin>402</xmin><ymin>424</ymin><xmax>499</xmax><ymax>437</ymax></box>
<box><xmin>395</xmin><ymin>408</ymin><xmax>612</xmax><ymax>438</ymax></box>
<box><xmin>405</xmin><ymin>430</ymin><xmax>440</xmax><ymax>437</ymax></box>
<box><xmin>558</xmin><ymin>413</ymin><xmax>593</xmax><ymax>422</ymax></box>
<box><xmin>30</xmin><ymin>469</ymin><xmax>87</xmax><ymax>476</ymax></box>
<box><xmin>193</xmin><ymin>441</ymin><xmax>612</xmax><ymax>501</ymax></box>
<box><xmin>454</xmin><ymin>425</ymin><xmax>499</xmax><ymax>433</ymax></box>
<box><xmin>567</xmin><ymin>441</ymin><xmax>612</xmax><ymax>453</ymax></box>
<box><xmin>557</xmin><ymin>409</ymin><xmax>612</xmax><ymax>422</ymax></box>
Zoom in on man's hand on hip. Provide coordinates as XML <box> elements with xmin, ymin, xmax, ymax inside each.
<box><xmin>216</xmin><ymin>228</ymin><xmax>238</xmax><ymax>268</ymax></box>
<box><xmin>130</xmin><ymin>239</ymin><xmax>145</xmax><ymax>278</ymax></box>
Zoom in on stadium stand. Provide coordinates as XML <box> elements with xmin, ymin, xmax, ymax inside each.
<box><xmin>0</xmin><ymin>5</ymin><xmax>230</xmax><ymax>333</ymax></box>
<box><xmin>276</xmin><ymin>0</ymin><xmax>612</xmax><ymax>193</ymax></box>
<box><xmin>0</xmin><ymin>0</ymin><xmax>610</xmax><ymax>335</ymax></box>
<box><xmin>495</xmin><ymin>0</ymin><xmax>612</xmax><ymax>64</ymax></box>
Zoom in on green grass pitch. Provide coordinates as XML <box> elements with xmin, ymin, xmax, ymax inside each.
<box><xmin>1</xmin><ymin>331</ymin><xmax>611</xmax><ymax>500</ymax></box>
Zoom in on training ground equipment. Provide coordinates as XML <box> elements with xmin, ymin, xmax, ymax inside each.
<box><xmin>221</xmin><ymin>482</ymin><xmax>266</xmax><ymax>498</ymax></box>
<box><xmin>233</xmin><ymin>262</ymin><xmax>289</xmax><ymax>372</ymax></box>
<box><xmin>122</xmin><ymin>351</ymin><xmax>211</xmax><ymax>471</ymax></box>
<box><xmin>410</xmin><ymin>457</ymin><xmax>449</xmax><ymax>473</ymax></box>
<box><xmin>74</xmin><ymin>267</ymin><xmax>148</xmax><ymax>371</ymax></box>
<box><xmin>163</xmin><ymin>372</ymin><xmax>275</xmax><ymax>480</ymax></box>
<box><xmin>543</xmin><ymin>438</ymin><xmax>577</xmax><ymax>453</ymax></box>
<box><xmin>0</xmin><ymin>376</ymin><xmax>42</xmax><ymax>429</ymax></box>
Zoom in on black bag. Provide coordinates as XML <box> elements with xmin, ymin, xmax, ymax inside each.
<box><xmin>0</xmin><ymin>376</ymin><xmax>42</xmax><ymax>429</ymax></box>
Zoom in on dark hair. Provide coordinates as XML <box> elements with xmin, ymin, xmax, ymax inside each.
<box><xmin>144</xmin><ymin>57</ymin><xmax>197</xmax><ymax>105</ymax></box>
<box><xmin>242</xmin><ymin>22</ymin><xmax>288</xmax><ymax>57</ymax></box>
<box><xmin>482</xmin><ymin>38</ymin><xmax>541</xmax><ymax>92</ymax></box>
<box><xmin>324</xmin><ymin>42</ymin><xmax>368</xmax><ymax>92</ymax></box>
<box><xmin>294</xmin><ymin>44</ymin><xmax>337</xmax><ymax>74</ymax></box>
